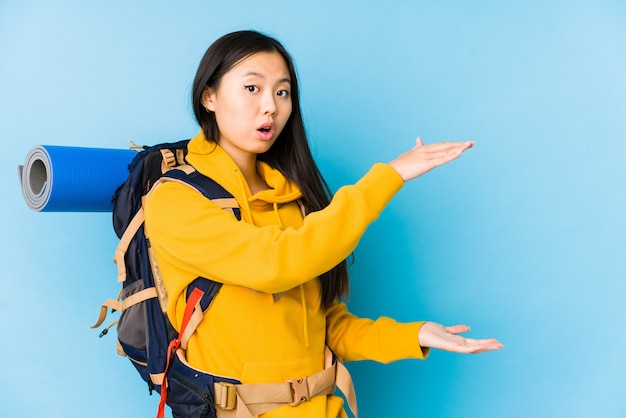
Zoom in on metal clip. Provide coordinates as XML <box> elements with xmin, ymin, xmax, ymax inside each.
<box><xmin>217</xmin><ymin>381</ymin><xmax>237</xmax><ymax>410</ymax></box>
<box><xmin>287</xmin><ymin>377</ymin><xmax>310</xmax><ymax>407</ymax></box>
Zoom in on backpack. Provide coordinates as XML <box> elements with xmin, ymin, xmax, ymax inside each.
<box><xmin>91</xmin><ymin>139</ymin><xmax>359</xmax><ymax>418</ymax></box>
<box><xmin>90</xmin><ymin>140</ymin><xmax>242</xmax><ymax>417</ymax></box>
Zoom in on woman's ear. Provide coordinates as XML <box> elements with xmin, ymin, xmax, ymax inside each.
<box><xmin>201</xmin><ymin>87</ymin><xmax>216</xmax><ymax>112</ymax></box>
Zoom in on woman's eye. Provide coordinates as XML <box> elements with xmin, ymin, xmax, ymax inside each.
<box><xmin>277</xmin><ymin>89</ymin><xmax>290</xmax><ymax>97</ymax></box>
<box><xmin>245</xmin><ymin>85</ymin><xmax>259</xmax><ymax>93</ymax></box>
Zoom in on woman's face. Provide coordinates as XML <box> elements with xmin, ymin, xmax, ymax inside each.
<box><xmin>202</xmin><ymin>51</ymin><xmax>293</xmax><ymax>161</ymax></box>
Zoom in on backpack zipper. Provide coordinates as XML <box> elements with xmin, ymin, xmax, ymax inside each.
<box><xmin>171</xmin><ymin>371</ymin><xmax>215</xmax><ymax>417</ymax></box>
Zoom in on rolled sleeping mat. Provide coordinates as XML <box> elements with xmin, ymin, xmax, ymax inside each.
<box><xmin>18</xmin><ymin>145</ymin><xmax>137</xmax><ymax>212</ymax></box>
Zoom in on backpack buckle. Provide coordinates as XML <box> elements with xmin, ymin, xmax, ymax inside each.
<box><xmin>287</xmin><ymin>377</ymin><xmax>310</xmax><ymax>407</ymax></box>
<box><xmin>216</xmin><ymin>382</ymin><xmax>237</xmax><ymax>410</ymax></box>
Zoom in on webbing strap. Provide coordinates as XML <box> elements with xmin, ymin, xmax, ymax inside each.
<box><xmin>213</xmin><ymin>347</ymin><xmax>358</xmax><ymax>418</ymax></box>
<box><xmin>157</xmin><ymin>287</ymin><xmax>205</xmax><ymax>418</ymax></box>
<box><xmin>149</xmin><ymin>371</ymin><xmax>165</xmax><ymax>386</ymax></box>
<box><xmin>210</xmin><ymin>197</ymin><xmax>239</xmax><ymax>215</ymax></box>
<box><xmin>114</xmin><ymin>208</ymin><xmax>145</xmax><ymax>283</ymax></box>
<box><xmin>90</xmin><ymin>287</ymin><xmax>158</xmax><ymax>329</ymax></box>
<box><xmin>335</xmin><ymin>359</ymin><xmax>358</xmax><ymax>417</ymax></box>
<box><xmin>214</xmin><ymin>368</ymin><xmax>336</xmax><ymax>418</ymax></box>
<box><xmin>151</xmin><ymin>176</ymin><xmax>239</xmax><ymax>214</ymax></box>
<box><xmin>179</xmin><ymin>301</ymin><xmax>204</xmax><ymax>351</ymax></box>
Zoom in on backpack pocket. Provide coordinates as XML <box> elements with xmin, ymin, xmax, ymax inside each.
<box><xmin>167</xmin><ymin>351</ymin><xmax>240</xmax><ymax>418</ymax></box>
<box><xmin>117</xmin><ymin>280</ymin><xmax>148</xmax><ymax>352</ymax></box>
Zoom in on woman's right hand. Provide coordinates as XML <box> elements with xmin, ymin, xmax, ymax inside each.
<box><xmin>388</xmin><ymin>137</ymin><xmax>475</xmax><ymax>182</ymax></box>
<box><xmin>418</xmin><ymin>322</ymin><xmax>504</xmax><ymax>354</ymax></box>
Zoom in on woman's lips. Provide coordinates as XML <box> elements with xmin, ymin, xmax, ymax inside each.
<box><xmin>256</xmin><ymin>122</ymin><xmax>275</xmax><ymax>141</ymax></box>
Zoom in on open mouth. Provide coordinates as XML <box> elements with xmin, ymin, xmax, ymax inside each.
<box><xmin>257</xmin><ymin>123</ymin><xmax>275</xmax><ymax>140</ymax></box>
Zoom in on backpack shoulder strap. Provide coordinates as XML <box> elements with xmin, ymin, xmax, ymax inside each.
<box><xmin>148</xmin><ymin>164</ymin><xmax>241</xmax><ymax>316</ymax></box>
<box><xmin>152</xmin><ymin>164</ymin><xmax>241</xmax><ymax>220</ymax></box>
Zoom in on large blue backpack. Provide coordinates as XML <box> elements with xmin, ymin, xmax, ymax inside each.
<box><xmin>92</xmin><ymin>140</ymin><xmax>359</xmax><ymax>418</ymax></box>
<box><xmin>91</xmin><ymin>140</ymin><xmax>242</xmax><ymax>417</ymax></box>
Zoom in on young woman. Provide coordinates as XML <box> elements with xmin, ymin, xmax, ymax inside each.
<box><xmin>144</xmin><ymin>30</ymin><xmax>503</xmax><ymax>418</ymax></box>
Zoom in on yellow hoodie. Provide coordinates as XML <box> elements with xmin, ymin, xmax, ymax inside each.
<box><xmin>144</xmin><ymin>132</ymin><xmax>429</xmax><ymax>417</ymax></box>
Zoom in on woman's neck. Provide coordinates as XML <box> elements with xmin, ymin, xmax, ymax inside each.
<box><xmin>228</xmin><ymin>151</ymin><xmax>269</xmax><ymax>195</ymax></box>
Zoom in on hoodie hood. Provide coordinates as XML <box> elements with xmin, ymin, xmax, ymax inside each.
<box><xmin>185</xmin><ymin>131</ymin><xmax>303</xmax><ymax>222</ymax></box>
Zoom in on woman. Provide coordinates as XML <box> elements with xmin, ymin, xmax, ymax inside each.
<box><xmin>144</xmin><ymin>30</ymin><xmax>503</xmax><ymax>418</ymax></box>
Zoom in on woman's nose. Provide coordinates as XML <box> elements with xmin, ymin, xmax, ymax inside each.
<box><xmin>262</xmin><ymin>92</ymin><xmax>277</xmax><ymax>115</ymax></box>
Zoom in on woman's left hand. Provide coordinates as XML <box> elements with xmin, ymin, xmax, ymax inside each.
<box><xmin>418</xmin><ymin>322</ymin><xmax>504</xmax><ymax>354</ymax></box>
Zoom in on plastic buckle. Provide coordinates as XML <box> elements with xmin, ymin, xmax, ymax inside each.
<box><xmin>217</xmin><ymin>382</ymin><xmax>237</xmax><ymax>410</ymax></box>
<box><xmin>287</xmin><ymin>377</ymin><xmax>310</xmax><ymax>407</ymax></box>
<box><xmin>160</xmin><ymin>149</ymin><xmax>176</xmax><ymax>169</ymax></box>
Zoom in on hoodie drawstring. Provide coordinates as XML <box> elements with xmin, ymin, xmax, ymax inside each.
<box><xmin>233</xmin><ymin>169</ymin><xmax>255</xmax><ymax>224</ymax></box>
<box><xmin>272</xmin><ymin>202</ymin><xmax>284</xmax><ymax>229</ymax></box>
<box><xmin>300</xmin><ymin>284</ymin><xmax>310</xmax><ymax>347</ymax></box>
<box><xmin>274</xmin><ymin>203</ymin><xmax>309</xmax><ymax>347</ymax></box>
<box><xmin>234</xmin><ymin>170</ymin><xmax>310</xmax><ymax>348</ymax></box>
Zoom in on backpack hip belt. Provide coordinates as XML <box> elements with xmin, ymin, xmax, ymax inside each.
<box><xmin>212</xmin><ymin>346</ymin><xmax>358</xmax><ymax>418</ymax></box>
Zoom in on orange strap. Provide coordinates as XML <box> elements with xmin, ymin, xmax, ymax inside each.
<box><xmin>157</xmin><ymin>287</ymin><xmax>205</xmax><ymax>418</ymax></box>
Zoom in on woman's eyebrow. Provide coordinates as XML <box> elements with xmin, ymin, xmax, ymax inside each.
<box><xmin>243</xmin><ymin>71</ymin><xmax>291</xmax><ymax>84</ymax></box>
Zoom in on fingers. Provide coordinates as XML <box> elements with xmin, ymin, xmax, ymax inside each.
<box><xmin>442</xmin><ymin>324</ymin><xmax>505</xmax><ymax>354</ymax></box>
<box><xmin>461</xmin><ymin>338</ymin><xmax>505</xmax><ymax>354</ymax></box>
<box><xmin>442</xmin><ymin>336</ymin><xmax>504</xmax><ymax>354</ymax></box>
<box><xmin>418</xmin><ymin>322</ymin><xmax>504</xmax><ymax>354</ymax></box>
<box><xmin>444</xmin><ymin>324</ymin><xmax>471</xmax><ymax>335</ymax></box>
<box><xmin>427</xmin><ymin>147</ymin><xmax>468</xmax><ymax>166</ymax></box>
<box><xmin>388</xmin><ymin>138</ymin><xmax>475</xmax><ymax>182</ymax></box>
<box><xmin>414</xmin><ymin>138</ymin><xmax>474</xmax><ymax>151</ymax></box>
<box><xmin>413</xmin><ymin>140</ymin><xmax>474</xmax><ymax>165</ymax></box>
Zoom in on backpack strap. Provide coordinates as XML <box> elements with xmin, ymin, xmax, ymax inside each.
<box><xmin>114</xmin><ymin>207</ymin><xmax>146</xmax><ymax>283</ymax></box>
<box><xmin>157</xmin><ymin>287</ymin><xmax>206</xmax><ymax>418</ymax></box>
<box><xmin>89</xmin><ymin>286</ymin><xmax>157</xmax><ymax>329</ymax></box>
<box><xmin>92</xmin><ymin>164</ymin><xmax>238</xmax><ymax>331</ymax></box>
<box><xmin>146</xmin><ymin>164</ymin><xmax>240</xmax><ymax>315</ymax></box>
<box><xmin>147</xmin><ymin>165</ymin><xmax>358</xmax><ymax>417</ymax></box>
<box><xmin>211</xmin><ymin>346</ymin><xmax>358</xmax><ymax>418</ymax></box>
<box><xmin>149</xmin><ymin>165</ymin><xmax>241</xmax><ymax>417</ymax></box>
<box><xmin>335</xmin><ymin>358</ymin><xmax>358</xmax><ymax>416</ymax></box>
<box><xmin>154</xmin><ymin>164</ymin><xmax>240</xmax><ymax>219</ymax></box>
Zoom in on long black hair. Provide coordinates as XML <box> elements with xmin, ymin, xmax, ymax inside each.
<box><xmin>192</xmin><ymin>30</ymin><xmax>349</xmax><ymax>311</ymax></box>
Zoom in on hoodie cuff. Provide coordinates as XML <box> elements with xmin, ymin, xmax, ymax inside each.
<box><xmin>383</xmin><ymin>320</ymin><xmax>430</xmax><ymax>361</ymax></box>
<box><xmin>355</xmin><ymin>163</ymin><xmax>404</xmax><ymax>216</ymax></box>
<box><xmin>414</xmin><ymin>321</ymin><xmax>431</xmax><ymax>359</ymax></box>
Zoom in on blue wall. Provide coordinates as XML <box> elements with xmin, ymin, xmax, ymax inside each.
<box><xmin>2</xmin><ymin>1</ymin><xmax>625</xmax><ymax>417</ymax></box>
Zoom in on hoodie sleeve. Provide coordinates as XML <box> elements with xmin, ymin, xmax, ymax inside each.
<box><xmin>144</xmin><ymin>163</ymin><xmax>403</xmax><ymax>295</ymax></box>
<box><xmin>325</xmin><ymin>302</ymin><xmax>430</xmax><ymax>363</ymax></box>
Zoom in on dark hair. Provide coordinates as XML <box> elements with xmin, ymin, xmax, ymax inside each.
<box><xmin>192</xmin><ymin>30</ymin><xmax>349</xmax><ymax>310</ymax></box>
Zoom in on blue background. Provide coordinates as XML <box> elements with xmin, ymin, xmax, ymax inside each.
<box><xmin>2</xmin><ymin>1</ymin><xmax>625</xmax><ymax>417</ymax></box>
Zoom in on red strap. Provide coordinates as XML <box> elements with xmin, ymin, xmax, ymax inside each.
<box><xmin>157</xmin><ymin>287</ymin><xmax>205</xmax><ymax>418</ymax></box>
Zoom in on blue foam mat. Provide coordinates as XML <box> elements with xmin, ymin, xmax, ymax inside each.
<box><xmin>19</xmin><ymin>145</ymin><xmax>137</xmax><ymax>212</ymax></box>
